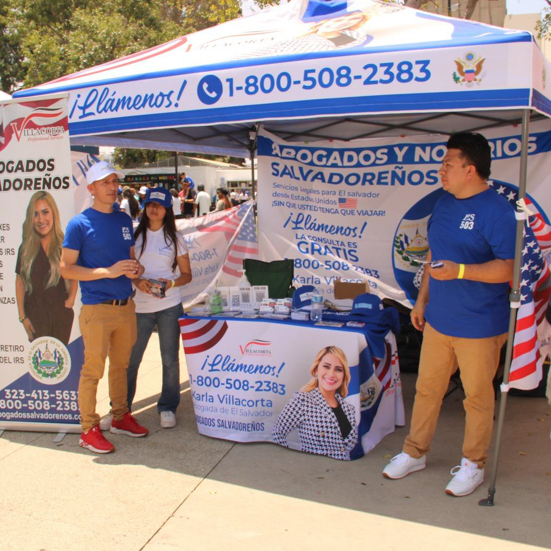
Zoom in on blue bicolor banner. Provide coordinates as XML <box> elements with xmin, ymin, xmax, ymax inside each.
<box><xmin>257</xmin><ymin>121</ymin><xmax>551</xmax><ymax>306</ymax></box>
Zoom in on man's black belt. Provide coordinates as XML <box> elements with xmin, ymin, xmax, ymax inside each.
<box><xmin>100</xmin><ymin>298</ymin><xmax>130</xmax><ymax>306</ymax></box>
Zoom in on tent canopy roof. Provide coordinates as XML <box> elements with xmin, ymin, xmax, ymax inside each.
<box><xmin>13</xmin><ymin>0</ymin><xmax>551</xmax><ymax>156</ymax></box>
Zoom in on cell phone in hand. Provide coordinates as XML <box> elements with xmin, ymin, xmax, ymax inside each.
<box><xmin>415</xmin><ymin>259</ymin><xmax>444</xmax><ymax>268</ymax></box>
<box><xmin>148</xmin><ymin>278</ymin><xmax>167</xmax><ymax>298</ymax></box>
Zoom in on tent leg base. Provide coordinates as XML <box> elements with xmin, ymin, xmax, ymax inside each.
<box><xmin>478</xmin><ymin>488</ymin><xmax>495</xmax><ymax>507</ymax></box>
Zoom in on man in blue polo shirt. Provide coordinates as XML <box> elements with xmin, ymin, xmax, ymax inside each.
<box><xmin>61</xmin><ymin>161</ymin><xmax>149</xmax><ymax>454</ymax></box>
<box><xmin>383</xmin><ymin>132</ymin><xmax>516</xmax><ymax>496</ymax></box>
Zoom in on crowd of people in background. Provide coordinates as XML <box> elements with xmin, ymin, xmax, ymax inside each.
<box><xmin>115</xmin><ymin>172</ymin><xmax>251</xmax><ymax>221</ymax></box>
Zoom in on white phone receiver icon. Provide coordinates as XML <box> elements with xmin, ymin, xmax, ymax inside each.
<box><xmin>202</xmin><ymin>82</ymin><xmax>218</xmax><ymax>98</ymax></box>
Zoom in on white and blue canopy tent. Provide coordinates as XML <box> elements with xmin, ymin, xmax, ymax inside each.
<box><xmin>13</xmin><ymin>0</ymin><xmax>551</xmax><ymax>504</ymax></box>
<box><xmin>12</xmin><ymin>0</ymin><xmax>551</xmax><ymax>155</ymax></box>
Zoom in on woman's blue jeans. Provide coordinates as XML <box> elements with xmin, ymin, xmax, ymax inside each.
<box><xmin>127</xmin><ymin>302</ymin><xmax>183</xmax><ymax>413</ymax></box>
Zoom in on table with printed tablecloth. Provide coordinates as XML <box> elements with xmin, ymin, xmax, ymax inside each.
<box><xmin>179</xmin><ymin>315</ymin><xmax>405</xmax><ymax>460</ymax></box>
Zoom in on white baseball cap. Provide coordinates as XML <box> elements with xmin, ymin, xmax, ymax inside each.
<box><xmin>86</xmin><ymin>161</ymin><xmax>125</xmax><ymax>185</ymax></box>
<box><xmin>139</xmin><ymin>186</ymin><xmax>149</xmax><ymax>195</ymax></box>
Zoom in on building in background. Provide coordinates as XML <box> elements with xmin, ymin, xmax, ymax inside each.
<box><xmin>504</xmin><ymin>0</ymin><xmax>551</xmax><ymax>61</ymax></box>
<box><xmin>121</xmin><ymin>155</ymin><xmax>253</xmax><ymax>202</ymax></box>
<box><xmin>416</xmin><ymin>0</ymin><xmax>551</xmax><ymax>60</ymax></box>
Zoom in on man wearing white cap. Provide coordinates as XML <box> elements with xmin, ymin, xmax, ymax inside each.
<box><xmin>60</xmin><ymin>161</ymin><xmax>149</xmax><ymax>454</ymax></box>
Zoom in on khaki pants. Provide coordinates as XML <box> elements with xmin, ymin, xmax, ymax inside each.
<box><xmin>78</xmin><ymin>301</ymin><xmax>137</xmax><ymax>432</ymax></box>
<box><xmin>403</xmin><ymin>322</ymin><xmax>507</xmax><ymax>468</ymax></box>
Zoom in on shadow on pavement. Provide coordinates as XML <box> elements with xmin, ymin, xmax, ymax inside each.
<box><xmin>1</xmin><ymin>365</ymin><xmax>549</xmax><ymax>550</ymax></box>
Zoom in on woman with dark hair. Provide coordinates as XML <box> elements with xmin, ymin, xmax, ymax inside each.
<box><xmin>125</xmin><ymin>188</ymin><xmax>192</xmax><ymax>428</ymax></box>
<box><xmin>121</xmin><ymin>187</ymin><xmax>141</xmax><ymax>220</ymax></box>
<box><xmin>214</xmin><ymin>188</ymin><xmax>232</xmax><ymax>211</ymax></box>
<box><xmin>16</xmin><ymin>191</ymin><xmax>77</xmax><ymax>344</ymax></box>
<box><xmin>272</xmin><ymin>346</ymin><xmax>358</xmax><ymax>460</ymax></box>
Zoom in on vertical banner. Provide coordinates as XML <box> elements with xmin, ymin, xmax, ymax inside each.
<box><xmin>257</xmin><ymin>123</ymin><xmax>551</xmax><ymax>306</ymax></box>
<box><xmin>180</xmin><ymin>317</ymin><xmax>404</xmax><ymax>460</ymax></box>
<box><xmin>0</xmin><ymin>95</ymin><xmax>83</xmax><ymax>432</ymax></box>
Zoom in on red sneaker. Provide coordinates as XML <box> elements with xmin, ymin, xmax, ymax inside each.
<box><xmin>79</xmin><ymin>425</ymin><xmax>115</xmax><ymax>454</ymax></box>
<box><xmin>110</xmin><ymin>413</ymin><xmax>149</xmax><ymax>438</ymax></box>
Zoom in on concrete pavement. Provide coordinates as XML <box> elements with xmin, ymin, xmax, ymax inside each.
<box><xmin>0</xmin><ymin>332</ymin><xmax>550</xmax><ymax>551</ymax></box>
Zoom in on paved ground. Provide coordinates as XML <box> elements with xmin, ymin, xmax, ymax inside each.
<box><xmin>1</xmin><ymin>332</ymin><xmax>550</xmax><ymax>551</ymax></box>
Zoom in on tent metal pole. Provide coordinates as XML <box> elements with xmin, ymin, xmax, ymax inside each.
<box><xmin>249</xmin><ymin>127</ymin><xmax>258</xmax><ymax>202</ymax></box>
<box><xmin>174</xmin><ymin>152</ymin><xmax>178</xmax><ymax>190</ymax></box>
<box><xmin>250</xmin><ymin>144</ymin><xmax>256</xmax><ymax>201</ymax></box>
<box><xmin>479</xmin><ymin>109</ymin><xmax>531</xmax><ymax>507</ymax></box>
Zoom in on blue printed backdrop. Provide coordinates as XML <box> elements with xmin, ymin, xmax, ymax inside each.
<box><xmin>257</xmin><ymin>121</ymin><xmax>551</xmax><ymax>306</ymax></box>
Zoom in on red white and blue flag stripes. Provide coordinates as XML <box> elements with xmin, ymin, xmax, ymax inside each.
<box><xmin>374</xmin><ymin>341</ymin><xmax>397</xmax><ymax>391</ymax></box>
<box><xmin>177</xmin><ymin>201</ymin><xmax>258</xmax><ymax>307</ymax></box>
<box><xmin>220</xmin><ymin>206</ymin><xmax>259</xmax><ymax>278</ymax></box>
<box><xmin>179</xmin><ymin>318</ymin><xmax>229</xmax><ymax>354</ymax></box>
<box><xmin>489</xmin><ymin>181</ymin><xmax>551</xmax><ymax>390</ymax></box>
<box><xmin>196</xmin><ymin>201</ymin><xmax>258</xmax><ymax>278</ymax></box>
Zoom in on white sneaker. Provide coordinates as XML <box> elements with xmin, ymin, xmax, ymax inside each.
<box><xmin>383</xmin><ymin>452</ymin><xmax>426</xmax><ymax>479</ymax></box>
<box><xmin>99</xmin><ymin>413</ymin><xmax>113</xmax><ymax>431</ymax></box>
<box><xmin>160</xmin><ymin>411</ymin><xmax>176</xmax><ymax>429</ymax></box>
<box><xmin>445</xmin><ymin>458</ymin><xmax>484</xmax><ymax>497</ymax></box>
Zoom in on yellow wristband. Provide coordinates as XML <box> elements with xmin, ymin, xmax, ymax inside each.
<box><xmin>171</xmin><ymin>280</ymin><xmax>176</xmax><ymax>289</ymax></box>
<box><xmin>457</xmin><ymin>264</ymin><xmax>466</xmax><ymax>280</ymax></box>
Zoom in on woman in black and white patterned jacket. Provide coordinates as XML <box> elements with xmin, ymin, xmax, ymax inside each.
<box><xmin>272</xmin><ymin>346</ymin><xmax>358</xmax><ymax>460</ymax></box>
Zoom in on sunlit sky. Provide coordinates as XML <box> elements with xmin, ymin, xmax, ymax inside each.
<box><xmin>506</xmin><ymin>0</ymin><xmax>548</xmax><ymax>15</ymax></box>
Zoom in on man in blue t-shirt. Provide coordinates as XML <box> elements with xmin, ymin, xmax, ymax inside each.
<box><xmin>383</xmin><ymin>133</ymin><xmax>516</xmax><ymax>497</ymax></box>
<box><xmin>61</xmin><ymin>161</ymin><xmax>149</xmax><ymax>454</ymax></box>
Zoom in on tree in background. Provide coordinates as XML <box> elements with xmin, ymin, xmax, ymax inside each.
<box><xmin>0</xmin><ymin>0</ymin><xmax>24</xmax><ymax>93</ymax></box>
<box><xmin>112</xmin><ymin>148</ymin><xmax>246</xmax><ymax>169</ymax></box>
<box><xmin>13</xmin><ymin>0</ymin><xmax>185</xmax><ymax>88</ymax></box>
<box><xmin>112</xmin><ymin>149</ymin><xmax>174</xmax><ymax>168</ymax></box>
<box><xmin>537</xmin><ymin>0</ymin><xmax>551</xmax><ymax>41</ymax></box>
<box><xmin>383</xmin><ymin>0</ymin><xmax>480</xmax><ymax>19</ymax></box>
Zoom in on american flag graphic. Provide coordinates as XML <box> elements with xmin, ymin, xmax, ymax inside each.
<box><xmin>179</xmin><ymin>318</ymin><xmax>229</xmax><ymax>354</ymax></box>
<box><xmin>193</xmin><ymin>201</ymin><xmax>258</xmax><ymax>279</ymax></box>
<box><xmin>489</xmin><ymin>181</ymin><xmax>551</xmax><ymax>390</ymax></box>
<box><xmin>526</xmin><ymin>203</ymin><xmax>551</xmax><ymax>253</ymax></box>
<box><xmin>212</xmin><ymin>202</ymin><xmax>258</xmax><ymax>278</ymax></box>
<box><xmin>338</xmin><ymin>197</ymin><xmax>357</xmax><ymax>209</ymax></box>
<box><xmin>373</xmin><ymin>341</ymin><xmax>398</xmax><ymax>391</ymax></box>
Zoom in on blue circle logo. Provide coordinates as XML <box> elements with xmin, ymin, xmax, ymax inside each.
<box><xmin>392</xmin><ymin>180</ymin><xmax>551</xmax><ymax>304</ymax></box>
<box><xmin>197</xmin><ymin>75</ymin><xmax>223</xmax><ymax>105</ymax></box>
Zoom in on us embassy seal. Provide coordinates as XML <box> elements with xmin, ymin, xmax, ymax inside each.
<box><xmin>27</xmin><ymin>337</ymin><xmax>70</xmax><ymax>385</ymax></box>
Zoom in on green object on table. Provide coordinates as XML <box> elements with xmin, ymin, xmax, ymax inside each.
<box><xmin>210</xmin><ymin>290</ymin><xmax>223</xmax><ymax>314</ymax></box>
<box><xmin>243</xmin><ymin>259</ymin><xmax>295</xmax><ymax>299</ymax></box>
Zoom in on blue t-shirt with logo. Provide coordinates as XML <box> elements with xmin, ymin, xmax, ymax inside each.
<box><xmin>425</xmin><ymin>188</ymin><xmax>516</xmax><ymax>338</ymax></box>
<box><xmin>63</xmin><ymin>207</ymin><xmax>135</xmax><ymax>304</ymax></box>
